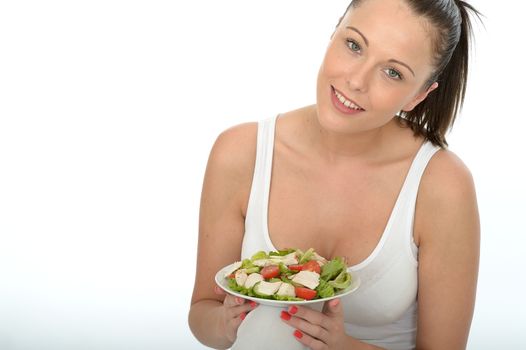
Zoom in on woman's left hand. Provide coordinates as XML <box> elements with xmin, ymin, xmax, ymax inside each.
<box><xmin>279</xmin><ymin>298</ymin><xmax>349</xmax><ymax>350</ymax></box>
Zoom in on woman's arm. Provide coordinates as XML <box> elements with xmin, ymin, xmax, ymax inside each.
<box><xmin>188</xmin><ymin>122</ymin><xmax>258</xmax><ymax>349</ymax></box>
<box><xmin>414</xmin><ymin>150</ymin><xmax>480</xmax><ymax>349</ymax></box>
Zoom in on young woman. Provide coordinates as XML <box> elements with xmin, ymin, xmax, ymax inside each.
<box><xmin>189</xmin><ymin>0</ymin><xmax>481</xmax><ymax>349</ymax></box>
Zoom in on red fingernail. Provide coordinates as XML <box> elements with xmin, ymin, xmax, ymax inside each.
<box><xmin>236</xmin><ymin>297</ymin><xmax>244</xmax><ymax>304</ymax></box>
<box><xmin>280</xmin><ymin>310</ymin><xmax>291</xmax><ymax>321</ymax></box>
<box><xmin>250</xmin><ymin>301</ymin><xmax>258</xmax><ymax>308</ymax></box>
<box><xmin>240</xmin><ymin>312</ymin><xmax>246</xmax><ymax>320</ymax></box>
<box><xmin>293</xmin><ymin>330</ymin><xmax>303</xmax><ymax>339</ymax></box>
<box><xmin>289</xmin><ymin>306</ymin><xmax>298</xmax><ymax>314</ymax></box>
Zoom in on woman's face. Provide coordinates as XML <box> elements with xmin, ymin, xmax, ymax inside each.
<box><xmin>316</xmin><ymin>0</ymin><xmax>438</xmax><ymax>134</ymax></box>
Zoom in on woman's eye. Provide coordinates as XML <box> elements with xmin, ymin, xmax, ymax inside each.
<box><xmin>346</xmin><ymin>39</ymin><xmax>361</xmax><ymax>52</ymax></box>
<box><xmin>385</xmin><ymin>68</ymin><xmax>403</xmax><ymax>80</ymax></box>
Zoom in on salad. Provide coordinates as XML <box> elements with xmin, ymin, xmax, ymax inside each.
<box><xmin>223</xmin><ymin>248</ymin><xmax>352</xmax><ymax>301</ymax></box>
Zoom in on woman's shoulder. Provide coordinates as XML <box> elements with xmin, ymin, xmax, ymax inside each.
<box><xmin>422</xmin><ymin>147</ymin><xmax>475</xmax><ymax>199</ymax></box>
<box><xmin>414</xmin><ymin>146</ymin><xmax>478</xmax><ymax>244</ymax></box>
<box><xmin>208</xmin><ymin>107</ymin><xmax>308</xmax><ymax>174</ymax></box>
<box><xmin>207</xmin><ymin>121</ymin><xmax>259</xmax><ymax>179</ymax></box>
<box><xmin>213</xmin><ymin>121</ymin><xmax>259</xmax><ymax>157</ymax></box>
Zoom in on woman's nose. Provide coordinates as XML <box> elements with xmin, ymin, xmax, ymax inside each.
<box><xmin>346</xmin><ymin>62</ymin><xmax>370</xmax><ymax>92</ymax></box>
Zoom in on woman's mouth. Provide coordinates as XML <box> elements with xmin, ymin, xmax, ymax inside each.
<box><xmin>331</xmin><ymin>86</ymin><xmax>365</xmax><ymax>115</ymax></box>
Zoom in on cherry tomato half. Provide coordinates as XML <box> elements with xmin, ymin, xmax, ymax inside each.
<box><xmin>288</xmin><ymin>264</ymin><xmax>304</xmax><ymax>271</ymax></box>
<box><xmin>260</xmin><ymin>265</ymin><xmax>280</xmax><ymax>279</ymax></box>
<box><xmin>302</xmin><ymin>260</ymin><xmax>321</xmax><ymax>274</ymax></box>
<box><xmin>295</xmin><ymin>287</ymin><xmax>317</xmax><ymax>300</ymax></box>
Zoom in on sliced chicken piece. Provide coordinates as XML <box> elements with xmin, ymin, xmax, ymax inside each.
<box><xmin>276</xmin><ymin>252</ymin><xmax>298</xmax><ymax>266</ymax></box>
<box><xmin>254</xmin><ymin>281</ymin><xmax>282</xmax><ymax>296</ymax></box>
<box><xmin>276</xmin><ymin>283</ymin><xmax>296</xmax><ymax>297</ymax></box>
<box><xmin>235</xmin><ymin>270</ymin><xmax>248</xmax><ymax>287</ymax></box>
<box><xmin>244</xmin><ymin>273</ymin><xmax>264</xmax><ymax>289</ymax></box>
<box><xmin>291</xmin><ymin>270</ymin><xmax>320</xmax><ymax>290</ymax></box>
<box><xmin>252</xmin><ymin>259</ymin><xmax>274</xmax><ymax>267</ymax></box>
<box><xmin>312</xmin><ymin>252</ymin><xmax>328</xmax><ymax>265</ymax></box>
<box><xmin>223</xmin><ymin>261</ymin><xmax>242</xmax><ymax>278</ymax></box>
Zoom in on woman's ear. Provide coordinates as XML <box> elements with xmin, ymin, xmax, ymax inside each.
<box><xmin>402</xmin><ymin>82</ymin><xmax>439</xmax><ymax>112</ymax></box>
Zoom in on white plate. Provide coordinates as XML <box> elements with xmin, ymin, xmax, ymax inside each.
<box><xmin>214</xmin><ymin>262</ymin><xmax>361</xmax><ymax>307</ymax></box>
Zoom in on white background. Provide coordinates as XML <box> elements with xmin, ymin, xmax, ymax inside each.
<box><xmin>0</xmin><ymin>1</ymin><xmax>524</xmax><ymax>349</ymax></box>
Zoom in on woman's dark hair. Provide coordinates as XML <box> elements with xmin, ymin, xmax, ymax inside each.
<box><xmin>340</xmin><ymin>0</ymin><xmax>482</xmax><ymax>147</ymax></box>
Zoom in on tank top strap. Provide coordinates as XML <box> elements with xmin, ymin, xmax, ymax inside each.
<box><xmin>243</xmin><ymin>114</ymin><xmax>279</xmax><ymax>259</ymax></box>
<box><xmin>393</xmin><ymin>140</ymin><xmax>441</xmax><ymax>251</ymax></box>
<box><xmin>398</xmin><ymin>141</ymin><xmax>441</xmax><ymax>208</ymax></box>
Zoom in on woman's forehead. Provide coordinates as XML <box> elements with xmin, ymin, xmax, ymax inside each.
<box><xmin>341</xmin><ymin>0</ymin><xmax>435</xmax><ymax>69</ymax></box>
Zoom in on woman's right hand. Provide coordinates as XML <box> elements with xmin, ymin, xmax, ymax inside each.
<box><xmin>214</xmin><ymin>285</ymin><xmax>259</xmax><ymax>343</ymax></box>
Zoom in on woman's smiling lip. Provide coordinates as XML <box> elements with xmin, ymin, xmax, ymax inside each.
<box><xmin>331</xmin><ymin>85</ymin><xmax>366</xmax><ymax>115</ymax></box>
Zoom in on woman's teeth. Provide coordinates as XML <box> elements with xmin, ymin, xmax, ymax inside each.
<box><xmin>334</xmin><ymin>89</ymin><xmax>363</xmax><ymax>110</ymax></box>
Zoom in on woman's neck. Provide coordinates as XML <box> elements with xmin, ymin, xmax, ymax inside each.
<box><xmin>302</xmin><ymin>105</ymin><xmax>402</xmax><ymax>166</ymax></box>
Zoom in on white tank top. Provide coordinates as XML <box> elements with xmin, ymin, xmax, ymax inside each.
<box><xmin>240</xmin><ymin>114</ymin><xmax>440</xmax><ymax>350</ymax></box>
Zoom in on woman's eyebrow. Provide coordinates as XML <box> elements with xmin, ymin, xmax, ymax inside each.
<box><xmin>346</xmin><ymin>26</ymin><xmax>416</xmax><ymax>77</ymax></box>
<box><xmin>346</xmin><ymin>26</ymin><xmax>369</xmax><ymax>47</ymax></box>
<box><xmin>388</xmin><ymin>59</ymin><xmax>415</xmax><ymax>77</ymax></box>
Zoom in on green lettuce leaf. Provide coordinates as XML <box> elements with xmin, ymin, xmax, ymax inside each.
<box><xmin>316</xmin><ymin>279</ymin><xmax>335</xmax><ymax>298</ymax></box>
<box><xmin>328</xmin><ymin>270</ymin><xmax>352</xmax><ymax>290</ymax></box>
<box><xmin>227</xmin><ymin>278</ymin><xmax>250</xmax><ymax>295</ymax></box>
<box><xmin>320</xmin><ymin>257</ymin><xmax>345</xmax><ymax>281</ymax></box>
<box><xmin>250</xmin><ymin>251</ymin><xmax>268</xmax><ymax>261</ymax></box>
<box><xmin>269</xmin><ymin>248</ymin><xmax>297</xmax><ymax>257</ymax></box>
<box><xmin>299</xmin><ymin>248</ymin><xmax>315</xmax><ymax>264</ymax></box>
